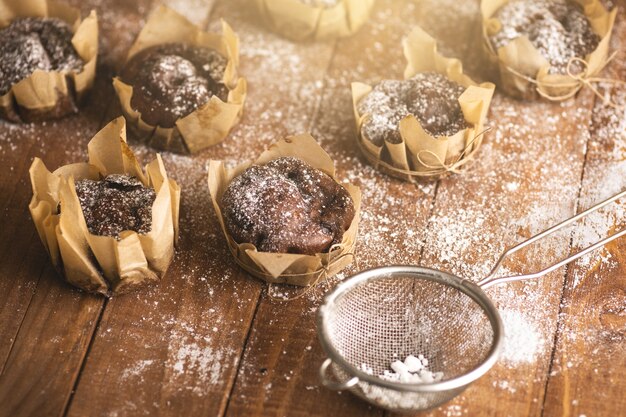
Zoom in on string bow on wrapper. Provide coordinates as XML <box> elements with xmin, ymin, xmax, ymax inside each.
<box><xmin>480</xmin><ymin>0</ymin><xmax>618</xmax><ymax>102</ymax></box>
<box><xmin>239</xmin><ymin>244</ymin><xmax>360</xmax><ymax>302</ymax></box>
<box><xmin>505</xmin><ymin>53</ymin><xmax>626</xmax><ymax>109</ymax></box>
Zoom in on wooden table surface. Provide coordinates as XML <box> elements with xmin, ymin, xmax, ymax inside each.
<box><xmin>1</xmin><ymin>0</ymin><xmax>625</xmax><ymax>416</ymax></box>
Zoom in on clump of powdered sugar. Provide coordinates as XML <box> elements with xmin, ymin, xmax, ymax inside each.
<box><xmin>361</xmin><ymin>354</ymin><xmax>444</xmax><ymax>384</ymax></box>
<box><xmin>354</xmin><ymin>355</ymin><xmax>444</xmax><ymax>412</ymax></box>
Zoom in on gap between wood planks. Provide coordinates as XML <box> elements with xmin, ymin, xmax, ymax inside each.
<box><xmin>538</xmin><ymin>91</ymin><xmax>594</xmax><ymax>417</ymax></box>
<box><xmin>0</xmin><ymin>231</ymin><xmax>46</xmax><ymax>375</ymax></box>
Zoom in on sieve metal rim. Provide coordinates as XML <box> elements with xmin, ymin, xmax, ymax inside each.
<box><xmin>317</xmin><ymin>265</ymin><xmax>505</xmax><ymax>393</ymax></box>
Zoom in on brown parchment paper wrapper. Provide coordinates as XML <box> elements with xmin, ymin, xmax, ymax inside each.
<box><xmin>0</xmin><ymin>0</ymin><xmax>98</xmax><ymax>123</ymax></box>
<box><xmin>351</xmin><ymin>25</ymin><xmax>495</xmax><ymax>181</ymax></box>
<box><xmin>28</xmin><ymin>117</ymin><xmax>181</xmax><ymax>296</ymax></box>
<box><xmin>481</xmin><ymin>0</ymin><xmax>616</xmax><ymax>100</ymax></box>
<box><xmin>253</xmin><ymin>0</ymin><xmax>376</xmax><ymax>41</ymax></box>
<box><xmin>208</xmin><ymin>134</ymin><xmax>361</xmax><ymax>287</ymax></box>
<box><xmin>113</xmin><ymin>6</ymin><xmax>246</xmax><ymax>154</ymax></box>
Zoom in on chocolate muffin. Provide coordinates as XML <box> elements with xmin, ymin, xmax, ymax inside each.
<box><xmin>75</xmin><ymin>174</ymin><xmax>156</xmax><ymax>238</ymax></box>
<box><xmin>358</xmin><ymin>72</ymin><xmax>468</xmax><ymax>146</ymax></box>
<box><xmin>0</xmin><ymin>17</ymin><xmax>83</xmax><ymax>96</ymax></box>
<box><xmin>489</xmin><ymin>0</ymin><xmax>600</xmax><ymax>75</ymax></box>
<box><xmin>221</xmin><ymin>157</ymin><xmax>355</xmax><ymax>255</ymax></box>
<box><xmin>120</xmin><ymin>43</ymin><xmax>229</xmax><ymax>128</ymax></box>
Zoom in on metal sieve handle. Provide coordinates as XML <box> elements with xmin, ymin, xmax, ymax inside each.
<box><xmin>319</xmin><ymin>358</ymin><xmax>360</xmax><ymax>391</ymax></box>
<box><xmin>477</xmin><ymin>190</ymin><xmax>626</xmax><ymax>289</ymax></box>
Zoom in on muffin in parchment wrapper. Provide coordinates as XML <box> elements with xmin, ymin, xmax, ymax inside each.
<box><xmin>481</xmin><ymin>0</ymin><xmax>616</xmax><ymax>100</ymax></box>
<box><xmin>253</xmin><ymin>0</ymin><xmax>376</xmax><ymax>41</ymax></box>
<box><xmin>0</xmin><ymin>0</ymin><xmax>98</xmax><ymax>122</ymax></box>
<box><xmin>351</xmin><ymin>25</ymin><xmax>495</xmax><ymax>181</ymax></box>
<box><xmin>113</xmin><ymin>6</ymin><xmax>247</xmax><ymax>154</ymax></box>
<box><xmin>208</xmin><ymin>134</ymin><xmax>361</xmax><ymax>287</ymax></box>
<box><xmin>29</xmin><ymin>117</ymin><xmax>181</xmax><ymax>296</ymax></box>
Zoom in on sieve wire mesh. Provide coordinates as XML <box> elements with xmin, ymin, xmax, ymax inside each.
<box><xmin>319</xmin><ymin>269</ymin><xmax>500</xmax><ymax>413</ymax></box>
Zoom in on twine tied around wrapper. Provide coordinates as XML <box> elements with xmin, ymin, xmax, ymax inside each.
<box><xmin>357</xmin><ymin>127</ymin><xmax>492</xmax><ymax>179</ymax></box>
<box><xmin>232</xmin><ymin>243</ymin><xmax>359</xmax><ymax>302</ymax></box>
<box><xmin>505</xmin><ymin>52</ymin><xmax>625</xmax><ymax>108</ymax></box>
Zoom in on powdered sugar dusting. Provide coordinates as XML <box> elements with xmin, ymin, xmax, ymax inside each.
<box><xmin>500</xmin><ymin>309</ymin><xmax>545</xmax><ymax>365</ymax></box>
<box><xmin>490</xmin><ymin>0</ymin><xmax>600</xmax><ymax>74</ymax></box>
<box><xmin>358</xmin><ymin>73</ymin><xmax>467</xmax><ymax>145</ymax></box>
<box><xmin>158</xmin><ymin>0</ymin><xmax>215</xmax><ymax>26</ymax></box>
<box><xmin>121</xmin><ymin>359</ymin><xmax>155</xmax><ymax>381</ymax></box>
<box><xmin>570</xmin><ymin>85</ymin><xmax>626</xmax><ymax>289</ymax></box>
<box><xmin>166</xmin><ymin>327</ymin><xmax>233</xmax><ymax>392</ymax></box>
<box><xmin>0</xmin><ymin>17</ymin><xmax>84</xmax><ymax>95</ymax></box>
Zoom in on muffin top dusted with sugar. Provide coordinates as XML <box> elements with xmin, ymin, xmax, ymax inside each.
<box><xmin>75</xmin><ymin>174</ymin><xmax>156</xmax><ymax>239</ymax></box>
<box><xmin>221</xmin><ymin>157</ymin><xmax>355</xmax><ymax>255</ymax></box>
<box><xmin>0</xmin><ymin>17</ymin><xmax>84</xmax><ymax>95</ymax></box>
<box><xmin>489</xmin><ymin>0</ymin><xmax>600</xmax><ymax>74</ymax></box>
<box><xmin>358</xmin><ymin>72</ymin><xmax>468</xmax><ymax>146</ymax></box>
<box><xmin>120</xmin><ymin>43</ymin><xmax>229</xmax><ymax>128</ymax></box>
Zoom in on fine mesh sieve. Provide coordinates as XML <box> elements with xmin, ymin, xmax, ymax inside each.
<box><xmin>318</xmin><ymin>190</ymin><xmax>626</xmax><ymax>413</ymax></box>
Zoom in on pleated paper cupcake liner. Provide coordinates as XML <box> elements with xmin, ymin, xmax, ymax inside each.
<box><xmin>0</xmin><ymin>0</ymin><xmax>98</xmax><ymax>122</ymax></box>
<box><xmin>208</xmin><ymin>133</ymin><xmax>361</xmax><ymax>287</ymax></box>
<box><xmin>114</xmin><ymin>6</ymin><xmax>247</xmax><ymax>154</ymax></box>
<box><xmin>29</xmin><ymin>117</ymin><xmax>181</xmax><ymax>296</ymax></box>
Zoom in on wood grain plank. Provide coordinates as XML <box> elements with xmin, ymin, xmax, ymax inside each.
<box><xmin>384</xmin><ymin>1</ymin><xmax>604</xmax><ymax>417</ymax></box>
<box><xmin>409</xmin><ymin>95</ymin><xmax>597</xmax><ymax>417</ymax></box>
<box><xmin>542</xmin><ymin>5</ymin><xmax>626</xmax><ymax>416</ymax></box>
<box><xmin>0</xmin><ymin>269</ymin><xmax>103</xmax><ymax>416</ymax></box>
<box><xmin>0</xmin><ymin>207</ymin><xmax>47</xmax><ymax>372</ymax></box>
<box><xmin>0</xmin><ymin>114</ymin><xmax>108</xmax><ymax>416</ymax></box>
<box><xmin>65</xmin><ymin>1</ymin><xmax>339</xmax><ymax>415</ymax></box>
<box><xmin>223</xmin><ymin>1</ymin><xmax>483</xmax><ymax>416</ymax></box>
<box><xmin>0</xmin><ymin>1</ymin><xmax>154</xmax><ymax>416</ymax></box>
